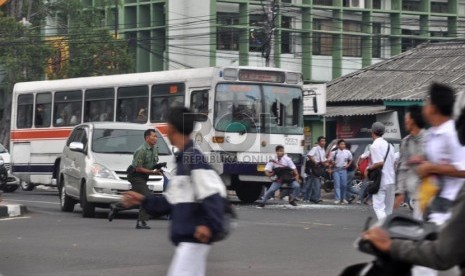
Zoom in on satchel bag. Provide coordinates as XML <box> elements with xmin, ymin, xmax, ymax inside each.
<box><xmin>366</xmin><ymin>144</ymin><xmax>391</xmax><ymax>195</ymax></box>
<box><xmin>311</xmin><ymin>164</ymin><xmax>326</xmax><ymax>177</ymax></box>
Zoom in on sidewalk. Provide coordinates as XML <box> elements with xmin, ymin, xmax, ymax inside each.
<box><xmin>0</xmin><ymin>192</ymin><xmax>28</xmax><ymax>218</ymax></box>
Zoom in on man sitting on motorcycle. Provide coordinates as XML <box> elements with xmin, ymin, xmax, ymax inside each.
<box><xmin>257</xmin><ymin>145</ymin><xmax>301</xmax><ymax>208</ymax></box>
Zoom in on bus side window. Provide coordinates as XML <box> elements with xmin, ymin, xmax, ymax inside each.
<box><xmin>84</xmin><ymin>88</ymin><xmax>114</xmax><ymax>122</ymax></box>
<box><xmin>35</xmin><ymin>93</ymin><xmax>52</xmax><ymax>128</ymax></box>
<box><xmin>190</xmin><ymin>90</ymin><xmax>209</xmax><ymax>121</ymax></box>
<box><xmin>116</xmin><ymin>86</ymin><xmax>148</xmax><ymax>124</ymax></box>
<box><xmin>54</xmin><ymin>90</ymin><xmax>82</xmax><ymax>127</ymax></box>
<box><xmin>17</xmin><ymin>94</ymin><xmax>33</xmax><ymax>129</ymax></box>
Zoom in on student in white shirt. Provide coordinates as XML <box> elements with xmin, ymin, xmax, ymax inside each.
<box><xmin>258</xmin><ymin>145</ymin><xmax>301</xmax><ymax>208</ymax></box>
<box><xmin>304</xmin><ymin>136</ymin><xmax>328</xmax><ymax>203</ymax></box>
<box><xmin>366</xmin><ymin>122</ymin><xmax>396</xmax><ymax>221</ymax></box>
<box><xmin>413</xmin><ymin>83</ymin><xmax>465</xmax><ymax>276</ymax></box>
<box><xmin>329</xmin><ymin>139</ymin><xmax>353</xmax><ymax>204</ymax></box>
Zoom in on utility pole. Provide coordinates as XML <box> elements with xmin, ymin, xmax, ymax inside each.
<box><xmin>263</xmin><ymin>0</ymin><xmax>277</xmax><ymax>67</ymax></box>
<box><xmin>114</xmin><ymin>0</ymin><xmax>119</xmax><ymax>38</ymax></box>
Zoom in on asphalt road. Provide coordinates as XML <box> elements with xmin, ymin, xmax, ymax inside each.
<box><xmin>0</xmin><ymin>188</ymin><xmax>383</xmax><ymax>276</ymax></box>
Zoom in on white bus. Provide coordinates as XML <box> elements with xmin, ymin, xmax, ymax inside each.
<box><xmin>11</xmin><ymin>66</ymin><xmax>304</xmax><ymax>203</ymax></box>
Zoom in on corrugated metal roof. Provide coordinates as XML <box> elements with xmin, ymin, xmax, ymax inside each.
<box><xmin>327</xmin><ymin>41</ymin><xmax>465</xmax><ymax>103</ymax></box>
<box><xmin>324</xmin><ymin>105</ymin><xmax>390</xmax><ymax>118</ymax></box>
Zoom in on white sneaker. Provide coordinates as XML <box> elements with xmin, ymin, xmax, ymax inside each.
<box><xmin>334</xmin><ymin>200</ymin><xmax>341</xmax><ymax>204</ymax></box>
<box><xmin>342</xmin><ymin>199</ymin><xmax>349</xmax><ymax>204</ymax></box>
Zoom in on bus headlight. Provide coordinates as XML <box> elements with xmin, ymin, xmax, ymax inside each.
<box><xmin>90</xmin><ymin>163</ymin><xmax>116</xmax><ymax>179</ymax></box>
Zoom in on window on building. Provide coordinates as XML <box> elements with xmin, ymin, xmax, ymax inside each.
<box><xmin>401</xmin><ymin>29</ymin><xmax>422</xmax><ymax>52</ymax></box>
<box><xmin>313</xmin><ymin>0</ymin><xmax>332</xmax><ymax>5</ymax></box>
<box><xmin>402</xmin><ymin>0</ymin><xmax>421</xmax><ymax>11</ymax></box>
<box><xmin>281</xmin><ymin>16</ymin><xmax>293</xmax><ymax>54</ymax></box>
<box><xmin>373</xmin><ymin>0</ymin><xmax>382</xmax><ymax>9</ymax></box>
<box><xmin>217</xmin><ymin>13</ymin><xmax>240</xmax><ymax>51</ymax></box>
<box><xmin>372</xmin><ymin>23</ymin><xmax>382</xmax><ymax>58</ymax></box>
<box><xmin>250</xmin><ymin>14</ymin><xmax>267</xmax><ymax>52</ymax></box>
<box><xmin>431</xmin><ymin>2</ymin><xmax>448</xmax><ymax>13</ymax></box>
<box><xmin>312</xmin><ymin>19</ymin><xmax>333</xmax><ymax>56</ymax></box>
<box><xmin>343</xmin><ymin>21</ymin><xmax>362</xmax><ymax>57</ymax></box>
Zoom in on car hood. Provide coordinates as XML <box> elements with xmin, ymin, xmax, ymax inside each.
<box><xmin>0</xmin><ymin>152</ymin><xmax>11</xmax><ymax>164</ymax></box>
<box><xmin>92</xmin><ymin>153</ymin><xmax>176</xmax><ymax>172</ymax></box>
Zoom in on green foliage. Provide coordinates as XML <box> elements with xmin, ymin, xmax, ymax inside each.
<box><xmin>0</xmin><ymin>0</ymin><xmax>133</xmax><ymax>145</ymax></box>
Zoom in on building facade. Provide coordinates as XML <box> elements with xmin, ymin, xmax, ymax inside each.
<box><xmin>42</xmin><ymin>0</ymin><xmax>465</xmax><ymax>83</ymax></box>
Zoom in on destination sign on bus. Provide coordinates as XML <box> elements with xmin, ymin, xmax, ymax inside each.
<box><xmin>238</xmin><ymin>70</ymin><xmax>285</xmax><ymax>83</ymax></box>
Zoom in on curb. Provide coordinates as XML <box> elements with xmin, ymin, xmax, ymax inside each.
<box><xmin>0</xmin><ymin>204</ymin><xmax>28</xmax><ymax>218</ymax></box>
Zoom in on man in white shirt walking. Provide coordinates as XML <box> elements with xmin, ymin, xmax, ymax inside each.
<box><xmin>367</xmin><ymin>122</ymin><xmax>396</xmax><ymax>220</ymax></box>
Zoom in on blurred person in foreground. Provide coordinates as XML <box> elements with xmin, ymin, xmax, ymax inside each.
<box><xmin>394</xmin><ymin>105</ymin><xmax>426</xmax><ymax>219</ymax></box>
<box><xmin>363</xmin><ymin>83</ymin><xmax>465</xmax><ymax>276</ymax></box>
<box><xmin>122</xmin><ymin>107</ymin><xmax>227</xmax><ymax>276</ymax></box>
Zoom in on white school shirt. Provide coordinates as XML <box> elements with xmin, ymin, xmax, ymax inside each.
<box><xmin>307</xmin><ymin>145</ymin><xmax>326</xmax><ymax>163</ymax></box>
<box><xmin>424</xmin><ymin>120</ymin><xmax>465</xmax><ymax>202</ymax></box>
<box><xmin>265</xmin><ymin>154</ymin><xmax>297</xmax><ymax>172</ymax></box>
<box><xmin>370</xmin><ymin>137</ymin><xmax>396</xmax><ymax>186</ymax></box>
<box><xmin>329</xmin><ymin>149</ymin><xmax>352</xmax><ymax>168</ymax></box>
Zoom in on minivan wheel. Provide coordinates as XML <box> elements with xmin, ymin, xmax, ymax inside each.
<box><xmin>80</xmin><ymin>183</ymin><xmax>95</xmax><ymax>218</ymax></box>
<box><xmin>59</xmin><ymin>178</ymin><xmax>75</xmax><ymax>212</ymax></box>
<box><xmin>20</xmin><ymin>181</ymin><xmax>35</xmax><ymax>191</ymax></box>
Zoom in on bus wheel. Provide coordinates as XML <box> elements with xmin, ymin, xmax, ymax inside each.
<box><xmin>59</xmin><ymin>178</ymin><xmax>75</xmax><ymax>212</ymax></box>
<box><xmin>235</xmin><ymin>182</ymin><xmax>262</xmax><ymax>204</ymax></box>
<box><xmin>80</xmin><ymin>183</ymin><xmax>95</xmax><ymax>218</ymax></box>
<box><xmin>20</xmin><ymin>181</ymin><xmax>35</xmax><ymax>191</ymax></box>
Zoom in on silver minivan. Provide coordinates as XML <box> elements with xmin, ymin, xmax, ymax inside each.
<box><xmin>58</xmin><ymin>122</ymin><xmax>175</xmax><ymax>217</ymax></box>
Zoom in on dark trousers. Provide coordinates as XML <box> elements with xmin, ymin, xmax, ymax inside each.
<box><xmin>111</xmin><ymin>174</ymin><xmax>150</xmax><ymax>222</ymax></box>
<box><xmin>129</xmin><ymin>175</ymin><xmax>151</xmax><ymax>222</ymax></box>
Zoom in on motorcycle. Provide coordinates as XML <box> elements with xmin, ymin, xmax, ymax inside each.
<box><xmin>340</xmin><ymin>214</ymin><xmax>438</xmax><ymax>276</ymax></box>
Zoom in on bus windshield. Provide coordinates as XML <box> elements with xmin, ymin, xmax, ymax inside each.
<box><xmin>214</xmin><ymin>83</ymin><xmax>303</xmax><ymax>135</ymax></box>
<box><xmin>91</xmin><ymin>129</ymin><xmax>171</xmax><ymax>155</ymax></box>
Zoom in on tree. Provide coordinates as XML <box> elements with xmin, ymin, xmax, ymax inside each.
<box><xmin>46</xmin><ymin>0</ymin><xmax>133</xmax><ymax>79</ymax></box>
<box><xmin>0</xmin><ymin>16</ymin><xmax>52</xmax><ymax>147</ymax></box>
<box><xmin>0</xmin><ymin>0</ymin><xmax>133</xmax><ymax>147</ymax></box>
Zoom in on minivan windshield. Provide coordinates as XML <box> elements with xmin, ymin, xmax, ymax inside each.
<box><xmin>91</xmin><ymin>129</ymin><xmax>171</xmax><ymax>155</ymax></box>
<box><xmin>0</xmin><ymin>144</ymin><xmax>6</xmax><ymax>153</ymax></box>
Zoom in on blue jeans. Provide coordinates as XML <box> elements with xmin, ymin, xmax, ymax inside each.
<box><xmin>332</xmin><ymin>169</ymin><xmax>348</xmax><ymax>201</ymax></box>
<box><xmin>345</xmin><ymin>170</ymin><xmax>356</xmax><ymax>200</ymax></box>
<box><xmin>306</xmin><ymin>175</ymin><xmax>321</xmax><ymax>201</ymax></box>
<box><xmin>262</xmin><ymin>181</ymin><xmax>300</xmax><ymax>204</ymax></box>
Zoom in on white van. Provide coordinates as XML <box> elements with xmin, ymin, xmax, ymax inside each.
<box><xmin>58</xmin><ymin>122</ymin><xmax>175</xmax><ymax>217</ymax></box>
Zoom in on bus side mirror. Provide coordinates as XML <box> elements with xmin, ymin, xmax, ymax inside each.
<box><xmin>69</xmin><ymin>142</ymin><xmax>85</xmax><ymax>153</ymax></box>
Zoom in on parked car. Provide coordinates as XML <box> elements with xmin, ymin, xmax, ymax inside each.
<box><xmin>0</xmin><ymin>143</ymin><xmax>20</xmax><ymax>193</ymax></box>
<box><xmin>58</xmin><ymin>122</ymin><xmax>176</xmax><ymax>218</ymax></box>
